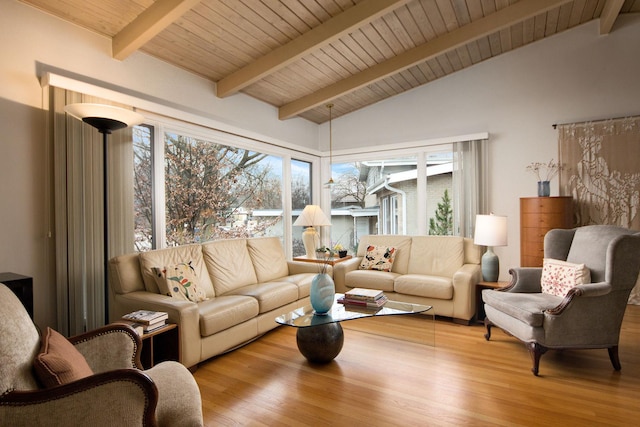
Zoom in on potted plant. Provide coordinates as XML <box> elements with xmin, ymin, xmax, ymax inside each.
<box><xmin>333</xmin><ymin>243</ymin><xmax>347</xmax><ymax>258</ymax></box>
<box><xmin>315</xmin><ymin>246</ymin><xmax>333</xmax><ymax>258</ymax></box>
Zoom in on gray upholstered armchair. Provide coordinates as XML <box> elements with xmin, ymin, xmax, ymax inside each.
<box><xmin>0</xmin><ymin>283</ymin><xmax>203</xmax><ymax>426</ymax></box>
<box><xmin>482</xmin><ymin>225</ymin><xmax>640</xmax><ymax>376</ymax></box>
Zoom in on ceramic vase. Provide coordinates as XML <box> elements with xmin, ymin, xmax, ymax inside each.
<box><xmin>537</xmin><ymin>180</ymin><xmax>550</xmax><ymax>197</ymax></box>
<box><xmin>310</xmin><ymin>273</ymin><xmax>335</xmax><ymax>315</ymax></box>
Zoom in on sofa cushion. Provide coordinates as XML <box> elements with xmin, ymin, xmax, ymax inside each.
<box><xmin>345</xmin><ymin>270</ymin><xmax>398</xmax><ymax>292</ymax></box>
<box><xmin>227</xmin><ymin>281</ymin><xmax>299</xmax><ymax>314</ymax></box>
<box><xmin>202</xmin><ymin>239</ymin><xmax>258</xmax><ymax>295</ymax></box>
<box><xmin>541</xmin><ymin>258</ymin><xmax>591</xmax><ymax>297</ymax></box>
<box><xmin>152</xmin><ymin>262</ymin><xmax>208</xmax><ymax>302</ymax></box>
<box><xmin>139</xmin><ymin>244</ymin><xmax>215</xmax><ymax>298</ymax></box>
<box><xmin>357</xmin><ymin>235</ymin><xmax>412</xmax><ymax>274</ymax></box>
<box><xmin>482</xmin><ymin>289</ymin><xmax>561</xmax><ymax>327</ymax></box>
<box><xmin>359</xmin><ymin>245</ymin><xmax>397</xmax><ymax>271</ymax></box>
<box><xmin>408</xmin><ymin>236</ymin><xmax>464</xmax><ymax>277</ymax></box>
<box><xmin>394</xmin><ymin>274</ymin><xmax>453</xmax><ymax>299</ymax></box>
<box><xmin>33</xmin><ymin>328</ymin><xmax>94</xmax><ymax>388</ymax></box>
<box><xmin>280</xmin><ymin>273</ymin><xmax>315</xmax><ymax>298</ymax></box>
<box><xmin>197</xmin><ymin>296</ymin><xmax>260</xmax><ymax>336</ymax></box>
<box><xmin>247</xmin><ymin>237</ymin><xmax>289</xmax><ymax>283</ymax></box>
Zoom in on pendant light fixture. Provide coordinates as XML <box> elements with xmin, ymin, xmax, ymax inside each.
<box><xmin>325</xmin><ymin>103</ymin><xmax>335</xmax><ymax>187</ymax></box>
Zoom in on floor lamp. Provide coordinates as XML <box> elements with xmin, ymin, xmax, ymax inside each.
<box><xmin>65</xmin><ymin>103</ymin><xmax>144</xmax><ymax>324</ymax></box>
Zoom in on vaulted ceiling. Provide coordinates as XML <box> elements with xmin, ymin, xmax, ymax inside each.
<box><xmin>20</xmin><ymin>0</ymin><xmax>638</xmax><ymax>123</ymax></box>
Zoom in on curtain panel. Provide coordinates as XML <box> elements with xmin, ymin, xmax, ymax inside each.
<box><xmin>452</xmin><ymin>138</ymin><xmax>489</xmax><ymax>238</ymax></box>
<box><xmin>49</xmin><ymin>87</ymin><xmax>135</xmax><ymax>335</ymax></box>
<box><xmin>558</xmin><ymin>116</ymin><xmax>640</xmax><ymax>304</ymax></box>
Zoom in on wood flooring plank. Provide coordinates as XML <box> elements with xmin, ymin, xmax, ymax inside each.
<box><xmin>194</xmin><ymin>304</ymin><xmax>640</xmax><ymax>426</ymax></box>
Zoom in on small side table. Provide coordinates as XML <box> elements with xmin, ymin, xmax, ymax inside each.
<box><xmin>0</xmin><ymin>272</ymin><xmax>34</xmax><ymax>319</ymax></box>
<box><xmin>476</xmin><ymin>281</ymin><xmax>510</xmax><ymax>324</ymax></box>
<box><xmin>293</xmin><ymin>255</ymin><xmax>352</xmax><ymax>266</ymax></box>
<box><xmin>140</xmin><ymin>323</ymin><xmax>180</xmax><ymax>369</ymax></box>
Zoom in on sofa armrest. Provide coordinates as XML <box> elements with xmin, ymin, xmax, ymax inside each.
<box><xmin>333</xmin><ymin>257</ymin><xmax>362</xmax><ymax>293</ymax></box>
<box><xmin>451</xmin><ymin>263</ymin><xmax>483</xmax><ymax>321</ymax></box>
<box><xmin>0</xmin><ymin>369</ymin><xmax>157</xmax><ymax>426</ymax></box>
<box><xmin>70</xmin><ymin>324</ymin><xmax>142</xmax><ymax>372</ymax></box>
<box><xmin>287</xmin><ymin>261</ymin><xmax>322</xmax><ymax>275</ymax></box>
<box><xmin>112</xmin><ymin>291</ymin><xmax>201</xmax><ymax>368</ymax></box>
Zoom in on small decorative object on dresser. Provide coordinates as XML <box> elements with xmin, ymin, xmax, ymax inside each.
<box><xmin>526</xmin><ymin>159</ymin><xmax>560</xmax><ymax>197</ymax></box>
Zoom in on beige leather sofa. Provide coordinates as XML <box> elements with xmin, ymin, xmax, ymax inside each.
<box><xmin>333</xmin><ymin>235</ymin><xmax>482</xmax><ymax>323</ymax></box>
<box><xmin>109</xmin><ymin>237</ymin><xmax>321</xmax><ymax>368</ymax></box>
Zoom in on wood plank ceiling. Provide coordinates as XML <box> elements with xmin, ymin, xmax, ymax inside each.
<box><xmin>21</xmin><ymin>0</ymin><xmax>639</xmax><ymax>123</ymax></box>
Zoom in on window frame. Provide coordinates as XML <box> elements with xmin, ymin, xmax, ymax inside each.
<box><xmin>139</xmin><ymin>112</ymin><xmax>319</xmax><ymax>257</ymax></box>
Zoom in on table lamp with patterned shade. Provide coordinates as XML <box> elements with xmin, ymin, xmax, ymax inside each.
<box><xmin>474</xmin><ymin>214</ymin><xmax>508</xmax><ymax>282</ymax></box>
<box><xmin>293</xmin><ymin>205</ymin><xmax>332</xmax><ymax>259</ymax></box>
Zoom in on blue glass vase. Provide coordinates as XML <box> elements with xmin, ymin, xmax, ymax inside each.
<box><xmin>310</xmin><ymin>273</ymin><xmax>335</xmax><ymax>315</ymax></box>
<box><xmin>538</xmin><ymin>180</ymin><xmax>550</xmax><ymax>197</ymax></box>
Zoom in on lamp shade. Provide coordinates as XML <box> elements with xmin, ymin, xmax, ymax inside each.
<box><xmin>474</xmin><ymin>214</ymin><xmax>508</xmax><ymax>247</ymax></box>
<box><xmin>65</xmin><ymin>103</ymin><xmax>145</xmax><ymax>133</ymax></box>
<box><xmin>293</xmin><ymin>205</ymin><xmax>331</xmax><ymax>227</ymax></box>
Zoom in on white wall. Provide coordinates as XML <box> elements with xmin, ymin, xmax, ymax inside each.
<box><xmin>0</xmin><ymin>0</ymin><xmax>317</xmax><ymax>329</ymax></box>
<box><xmin>323</xmin><ymin>14</ymin><xmax>640</xmax><ymax>280</ymax></box>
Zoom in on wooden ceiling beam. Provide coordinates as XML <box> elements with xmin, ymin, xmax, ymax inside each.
<box><xmin>279</xmin><ymin>0</ymin><xmax>572</xmax><ymax>120</ymax></box>
<box><xmin>215</xmin><ymin>0</ymin><xmax>410</xmax><ymax>98</ymax></box>
<box><xmin>599</xmin><ymin>0</ymin><xmax>625</xmax><ymax>34</ymax></box>
<box><xmin>112</xmin><ymin>0</ymin><xmax>202</xmax><ymax>60</ymax></box>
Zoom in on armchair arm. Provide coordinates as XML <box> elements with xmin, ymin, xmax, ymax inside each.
<box><xmin>70</xmin><ymin>324</ymin><xmax>143</xmax><ymax>372</ymax></box>
<box><xmin>545</xmin><ymin>281</ymin><xmax>611</xmax><ymax>315</ymax></box>
<box><xmin>0</xmin><ymin>369</ymin><xmax>157</xmax><ymax>426</ymax></box>
<box><xmin>503</xmin><ymin>268</ymin><xmax>543</xmax><ymax>293</ymax></box>
<box><xmin>333</xmin><ymin>257</ymin><xmax>362</xmax><ymax>293</ymax></box>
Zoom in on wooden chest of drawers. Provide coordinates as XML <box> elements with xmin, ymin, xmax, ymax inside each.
<box><xmin>520</xmin><ymin>197</ymin><xmax>573</xmax><ymax>267</ymax></box>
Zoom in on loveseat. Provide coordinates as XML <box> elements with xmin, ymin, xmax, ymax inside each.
<box><xmin>333</xmin><ymin>235</ymin><xmax>483</xmax><ymax>323</ymax></box>
<box><xmin>109</xmin><ymin>237</ymin><xmax>322</xmax><ymax>368</ymax></box>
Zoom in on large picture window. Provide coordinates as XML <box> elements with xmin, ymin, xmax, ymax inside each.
<box><xmin>164</xmin><ymin>132</ymin><xmax>283</xmax><ymax>246</ymax></box>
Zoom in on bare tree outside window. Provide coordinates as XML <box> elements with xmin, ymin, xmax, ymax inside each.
<box><xmin>164</xmin><ymin>133</ymin><xmax>282</xmax><ymax>246</ymax></box>
<box><xmin>133</xmin><ymin>125</ymin><xmax>153</xmax><ymax>251</ymax></box>
<box><xmin>133</xmin><ymin>128</ymin><xmax>283</xmax><ymax>250</ymax></box>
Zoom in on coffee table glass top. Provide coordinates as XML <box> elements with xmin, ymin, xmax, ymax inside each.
<box><xmin>275</xmin><ymin>294</ymin><xmax>432</xmax><ymax>328</ymax></box>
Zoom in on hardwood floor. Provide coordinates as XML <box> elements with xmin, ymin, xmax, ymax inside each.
<box><xmin>193</xmin><ymin>305</ymin><xmax>640</xmax><ymax>426</ymax></box>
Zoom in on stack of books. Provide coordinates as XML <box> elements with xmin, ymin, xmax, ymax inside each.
<box><xmin>121</xmin><ymin>310</ymin><xmax>168</xmax><ymax>333</ymax></box>
<box><xmin>338</xmin><ymin>288</ymin><xmax>388</xmax><ymax>309</ymax></box>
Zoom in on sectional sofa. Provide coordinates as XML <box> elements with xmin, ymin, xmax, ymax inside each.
<box><xmin>333</xmin><ymin>235</ymin><xmax>483</xmax><ymax>323</ymax></box>
<box><xmin>108</xmin><ymin>237</ymin><xmax>323</xmax><ymax>368</ymax></box>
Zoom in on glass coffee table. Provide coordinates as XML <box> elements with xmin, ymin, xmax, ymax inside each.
<box><xmin>275</xmin><ymin>294</ymin><xmax>433</xmax><ymax>363</ymax></box>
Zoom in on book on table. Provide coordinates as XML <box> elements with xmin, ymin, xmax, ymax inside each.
<box><xmin>338</xmin><ymin>294</ymin><xmax>388</xmax><ymax>309</ymax></box>
<box><xmin>344</xmin><ymin>288</ymin><xmax>386</xmax><ymax>302</ymax></box>
<box><xmin>113</xmin><ymin>319</ymin><xmax>144</xmax><ymax>336</ymax></box>
<box><xmin>122</xmin><ymin>309</ymin><xmax>168</xmax><ymax>325</ymax></box>
<box><xmin>142</xmin><ymin>320</ymin><xmax>167</xmax><ymax>333</ymax></box>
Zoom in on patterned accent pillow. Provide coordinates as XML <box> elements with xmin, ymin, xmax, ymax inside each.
<box><xmin>33</xmin><ymin>327</ymin><xmax>94</xmax><ymax>388</ymax></box>
<box><xmin>359</xmin><ymin>245</ymin><xmax>397</xmax><ymax>272</ymax></box>
<box><xmin>541</xmin><ymin>258</ymin><xmax>591</xmax><ymax>297</ymax></box>
<box><xmin>152</xmin><ymin>262</ymin><xmax>208</xmax><ymax>302</ymax></box>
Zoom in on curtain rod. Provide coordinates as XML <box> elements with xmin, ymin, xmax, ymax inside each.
<box><xmin>552</xmin><ymin>114</ymin><xmax>640</xmax><ymax>129</ymax></box>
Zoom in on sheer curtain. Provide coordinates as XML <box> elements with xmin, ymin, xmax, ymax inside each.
<box><xmin>452</xmin><ymin>138</ymin><xmax>489</xmax><ymax>238</ymax></box>
<box><xmin>558</xmin><ymin>116</ymin><xmax>640</xmax><ymax>305</ymax></box>
<box><xmin>49</xmin><ymin>87</ymin><xmax>135</xmax><ymax>335</ymax></box>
